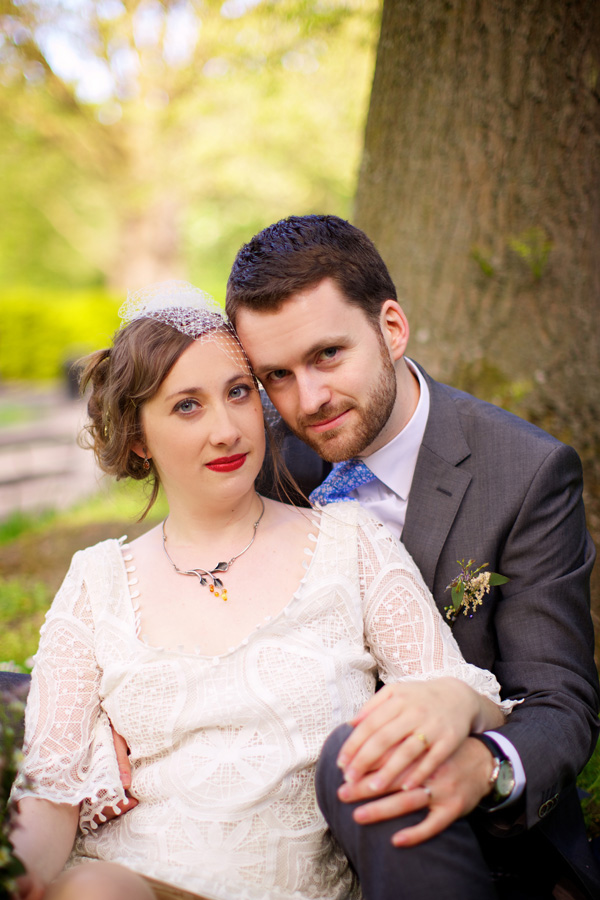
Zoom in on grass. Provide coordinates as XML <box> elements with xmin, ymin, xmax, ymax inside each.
<box><xmin>0</xmin><ymin>404</ymin><xmax>36</xmax><ymax>428</ymax></box>
<box><xmin>0</xmin><ymin>509</ymin><xmax>58</xmax><ymax>545</ymax></box>
<box><xmin>0</xmin><ymin>578</ymin><xmax>51</xmax><ymax>668</ymax></box>
<box><xmin>580</xmin><ymin>742</ymin><xmax>600</xmax><ymax>839</ymax></box>
<box><xmin>0</xmin><ymin>484</ymin><xmax>599</xmax><ymax>836</ymax></box>
<box><xmin>0</xmin><ymin>479</ymin><xmax>167</xmax><ymax>546</ymax></box>
<box><xmin>0</xmin><ymin>479</ymin><xmax>167</xmax><ymax>669</ymax></box>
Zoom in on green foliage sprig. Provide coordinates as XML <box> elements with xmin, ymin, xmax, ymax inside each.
<box><xmin>445</xmin><ymin>559</ymin><xmax>509</xmax><ymax>624</ymax></box>
<box><xmin>0</xmin><ymin>682</ymin><xmax>29</xmax><ymax>899</ymax></box>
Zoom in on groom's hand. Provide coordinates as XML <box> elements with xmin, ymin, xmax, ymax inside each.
<box><xmin>337</xmin><ymin>737</ymin><xmax>495</xmax><ymax>846</ymax></box>
<box><xmin>93</xmin><ymin>729</ymin><xmax>138</xmax><ymax>825</ymax></box>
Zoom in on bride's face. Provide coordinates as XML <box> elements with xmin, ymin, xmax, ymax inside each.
<box><xmin>137</xmin><ymin>333</ymin><xmax>265</xmax><ymax>505</ymax></box>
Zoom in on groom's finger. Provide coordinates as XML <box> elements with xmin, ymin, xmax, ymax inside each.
<box><xmin>350</xmin><ymin>784</ymin><xmax>430</xmax><ymax>824</ymax></box>
<box><xmin>391</xmin><ymin>803</ymin><xmax>463</xmax><ymax>847</ymax></box>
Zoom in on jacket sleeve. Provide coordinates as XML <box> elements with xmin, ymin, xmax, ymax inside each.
<box><xmin>488</xmin><ymin>442</ymin><xmax>599</xmax><ymax>829</ymax></box>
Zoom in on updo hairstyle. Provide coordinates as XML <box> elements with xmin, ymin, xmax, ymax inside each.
<box><xmin>79</xmin><ymin>317</ymin><xmax>194</xmax><ymax>518</ymax></box>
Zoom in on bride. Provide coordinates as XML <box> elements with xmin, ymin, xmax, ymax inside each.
<box><xmin>10</xmin><ymin>282</ymin><xmax>514</xmax><ymax>900</ymax></box>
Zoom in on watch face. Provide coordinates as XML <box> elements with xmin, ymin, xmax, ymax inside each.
<box><xmin>495</xmin><ymin>760</ymin><xmax>515</xmax><ymax>798</ymax></box>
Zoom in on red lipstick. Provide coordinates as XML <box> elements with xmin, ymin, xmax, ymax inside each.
<box><xmin>206</xmin><ymin>453</ymin><xmax>247</xmax><ymax>473</ymax></box>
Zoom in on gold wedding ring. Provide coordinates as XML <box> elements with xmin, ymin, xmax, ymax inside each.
<box><xmin>414</xmin><ymin>732</ymin><xmax>430</xmax><ymax>749</ymax></box>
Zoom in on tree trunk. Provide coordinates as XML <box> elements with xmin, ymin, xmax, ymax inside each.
<box><xmin>108</xmin><ymin>194</ymin><xmax>185</xmax><ymax>291</ymax></box>
<box><xmin>355</xmin><ymin>0</ymin><xmax>600</xmax><ymax>650</ymax></box>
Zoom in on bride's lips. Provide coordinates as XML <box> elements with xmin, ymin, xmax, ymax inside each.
<box><xmin>309</xmin><ymin>410</ymin><xmax>350</xmax><ymax>434</ymax></box>
<box><xmin>205</xmin><ymin>453</ymin><xmax>248</xmax><ymax>472</ymax></box>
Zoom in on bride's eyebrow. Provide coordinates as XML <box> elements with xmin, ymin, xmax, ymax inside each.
<box><xmin>164</xmin><ymin>372</ymin><xmax>252</xmax><ymax>402</ymax></box>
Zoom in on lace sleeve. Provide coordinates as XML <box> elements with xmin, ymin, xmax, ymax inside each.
<box><xmin>11</xmin><ymin>548</ymin><xmax>126</xmax><ymax>832</ymax></box>
<box><xmin>357</xmin><ymin>515</ymin><xmax>517</xmax><ymax>711</ymax></box>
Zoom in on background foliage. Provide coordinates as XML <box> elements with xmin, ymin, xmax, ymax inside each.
<box><xmin>1</xmin><ymin>287</ymin><xmax>121</xmax><ymax>380</ymax></box>
<box><xmin>0</xmin><ymin>0</ymin><xmax>379</xmax><ymax>296</ymax></box>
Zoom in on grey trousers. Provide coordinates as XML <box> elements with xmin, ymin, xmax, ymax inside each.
<box><xmin>315</xmin><ymin>724</ymin><xmax>498</xmax><ymax>900</ymax></box>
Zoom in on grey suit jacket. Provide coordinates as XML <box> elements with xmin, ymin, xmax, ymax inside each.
<box><xmin>401</xmin><ymin>368</ymin><xmax>599</xmax><ymax>889</ymax></box>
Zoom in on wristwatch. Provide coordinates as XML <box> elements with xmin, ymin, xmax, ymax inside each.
<box><xmin>471</xmin><ymin>733</ymin><xmax>516</xmax><ymax>810</ymax></box>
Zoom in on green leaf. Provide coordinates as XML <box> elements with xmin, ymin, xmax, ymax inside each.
<box><xmin>451</xmin><ymin>584</ymin><xmax>465</xmax><ymax>611</ymax></box>
<box><xmin>488</xmin><ymin>573</ymin><xmax>509</xmax><ymax>586</ymax></box>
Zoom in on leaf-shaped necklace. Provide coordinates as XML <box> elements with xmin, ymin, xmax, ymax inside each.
<box><xmin>161</xmin><ymin>495</ymin><xmax>265</xmax><ymax>601</ymax></box>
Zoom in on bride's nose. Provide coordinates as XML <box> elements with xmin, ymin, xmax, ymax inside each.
<box><xmin>208</xmin><ymin>403</ymin><xmax>242</xmax><ymax>447</ymax></box>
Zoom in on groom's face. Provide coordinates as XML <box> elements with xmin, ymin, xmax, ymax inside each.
<box><xmin>235</xmin><ymin>278</ymin><xmax>401</xmax><ymax>462</ymax></box>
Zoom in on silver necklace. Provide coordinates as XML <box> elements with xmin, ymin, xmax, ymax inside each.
<box><xmin>161</xmin><ymin>496</ymin><xmax>265</xmax><ymax>601</ymax></box>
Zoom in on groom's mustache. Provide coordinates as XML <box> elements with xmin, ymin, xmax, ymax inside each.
<box><xmin>296</xmin><ymin>403</ymin><xmax>352</xmax><ymax>431</ymax></box>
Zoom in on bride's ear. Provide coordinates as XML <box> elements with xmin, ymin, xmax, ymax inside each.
<box><xmin>131</xmin><ymin>441</ymin><xmax>148</xmax><ymax>460</ymax></box>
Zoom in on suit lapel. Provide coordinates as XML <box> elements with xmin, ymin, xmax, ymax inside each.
<box><xmin>402</xmin><ymin>371</ymin><xmax>471</xmax><ymax>596</ymax></box>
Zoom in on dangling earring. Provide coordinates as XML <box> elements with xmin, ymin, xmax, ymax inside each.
<box><xmin>143</xmin><ymin>452</ymin><xmax>151</xmax><ymax>471</ymax></box>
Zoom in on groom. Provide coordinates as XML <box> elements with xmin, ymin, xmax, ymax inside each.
<box><xmin>225</xmin><ymin>215</ymin><xmax>600</xmax><ymax>899</ymax></box>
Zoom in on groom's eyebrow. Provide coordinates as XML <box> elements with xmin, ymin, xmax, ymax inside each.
<box><xmin>254</xmin><ymin>336</ymin><xmax>351</xmax><ymax>375</ymax></box>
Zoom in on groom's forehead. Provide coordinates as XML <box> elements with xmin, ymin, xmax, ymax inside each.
<box><xmin>236</xmin><ymin>304</ymin><xmax>365</xmax><ymax>374</ymax></box>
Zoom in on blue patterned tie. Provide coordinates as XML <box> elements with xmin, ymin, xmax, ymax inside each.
<box><xmin>309</xmin><ymin>458</ymin><xmax>376</xmax><ymax>506</ymax></box>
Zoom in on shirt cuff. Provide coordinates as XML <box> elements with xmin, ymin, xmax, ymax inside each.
<box><xmin>484</xmin><ymin>730</ymin><xmax>526</xmax><ymax>808</ymax></box>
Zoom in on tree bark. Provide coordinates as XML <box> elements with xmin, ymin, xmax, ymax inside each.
<box><xmin>355</xmin><ymin>0</ymin><xmax>600</xmax><ymax>649</ymax></box>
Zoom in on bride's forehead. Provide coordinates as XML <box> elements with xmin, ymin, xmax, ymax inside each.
<box><xmin>173</xmin><ymin>331</ymin><xmax>252</xmax><ymax>376</ymax></box>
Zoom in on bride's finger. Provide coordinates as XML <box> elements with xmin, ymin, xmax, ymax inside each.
<box><xmin>340</xmin><ymin>715</ymin><xmax>429</xmax><ymax>783</ymax></box>
<box><xmin>353</xmin><ymin>732</ymin><xmax>445</xmax><ymax>794</ymax></box>
<box><xmin>398</xmin><ymin>732</ymin><xmax>462</xmax><ymax>790</ymax></box>
<box><xmin>337</xmin><ymin>705</ymin><xmax>419</xmax><ymax>776</ymax></box>
<box><xmin>348</xmin><ymin>683</ymin><xmax>402</xmax><ymax>726</ymax></box>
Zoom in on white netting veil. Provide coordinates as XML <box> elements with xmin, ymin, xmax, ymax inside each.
<box><xmin>120</xmin><ymin>280</ymin><xmax>228</xmax><ymax>337</ymax></box>
<box><xmin>118</xmin><ymin>280</ymin><xmax>251</xmax><ymax>370</ymax></box>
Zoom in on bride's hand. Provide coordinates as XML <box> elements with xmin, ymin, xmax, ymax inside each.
<box><xmin>336</xmin><ymin>678</ymin><xmax>492</xmax><ymax>794</ymax></box>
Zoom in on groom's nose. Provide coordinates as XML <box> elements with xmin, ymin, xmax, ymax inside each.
<box><xmin>295</xmin><ymin>371</ymin><xmax>332</xmax><ymax>416</ymax></box>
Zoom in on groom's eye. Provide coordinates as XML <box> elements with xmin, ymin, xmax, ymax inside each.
<box><xmin>268</xmin><ymin>369</ymin><xmax>289</xmax><ymax>382</ymax></box>
<box><xmin>319</xmin><ymin>347</ymin><xmax>339</xmax><ymax>361</ymax></box>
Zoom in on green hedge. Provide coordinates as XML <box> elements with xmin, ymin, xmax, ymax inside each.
<box><xmin>0</xmin><ymin>286</ymin><xmax>123</xmax><ymax>381</ymax></box>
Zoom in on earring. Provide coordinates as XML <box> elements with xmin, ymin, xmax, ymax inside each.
<box><xmin>143</xmin><ymin>452</ymin><xmax>151</xmax><ymax>471</ymax></box>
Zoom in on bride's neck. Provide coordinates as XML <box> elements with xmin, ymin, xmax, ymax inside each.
<box><xmin>163</xmin><ymin>491</ymin><xmax>263</xmax><ymax>546</ymax></box>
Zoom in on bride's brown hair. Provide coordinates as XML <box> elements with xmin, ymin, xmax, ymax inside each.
<box><xmin>79</xmin><ymin>317</ymin><xmax>194</xmax><ymax>519</ymax></box>
<box><xmin>79</xmin><ymin>317</ymin><xmax>306</xmax><ymax>520</ymax></box>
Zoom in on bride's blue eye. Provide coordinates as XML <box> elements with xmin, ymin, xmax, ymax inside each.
<box><xmin>229</xmin><ymin>384</ymin><xmax>251</xmax><ymax>401</ymax></box>
<box><xmin>174</xmin><ymin>398</ymin><xmax>200</xmax><ymax>414</ymax></box>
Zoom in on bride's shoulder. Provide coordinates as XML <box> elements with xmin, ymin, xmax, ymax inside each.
<box><xmin>261</xmin><ymin>496</ymin><xmax>320</xmax><ymax>541</ymax></box>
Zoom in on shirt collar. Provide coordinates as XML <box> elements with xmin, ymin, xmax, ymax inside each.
<box><xmin>362</xmin><ymin>359</ymin><xmax>429</xmax><ymax>501</ymax></box>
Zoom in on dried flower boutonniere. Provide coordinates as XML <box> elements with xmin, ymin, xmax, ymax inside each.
<box><xmin>444</xmin><ymin>559</ymin><xmax>509</xmax><ymax>623</ymax></box>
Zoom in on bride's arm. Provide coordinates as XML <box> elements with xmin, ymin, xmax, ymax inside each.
<box><xmin>341</xmin><ymin>516</ymin><xmax>514</xmax><ymax>792</ymax></box>
<box><xmin>10</xmin><ymin>797</ymin><xmax>79</xmax><ymax>898</ymax></box>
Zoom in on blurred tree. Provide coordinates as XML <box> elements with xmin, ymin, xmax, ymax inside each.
<box><xmin>355</xmin><ymin>0</ymin><xmax>600</xmax><ymax>640</ymax></box>
<box><xmin>0</xmin><ymin>0</ymin><xmax>378</xmax><ymax>292</ymax></box>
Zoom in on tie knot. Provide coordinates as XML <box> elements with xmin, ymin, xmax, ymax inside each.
<box><xmin>310</xmin><ymin>458</ymin><xmax>376</xmax><ymax>506</ymax></box>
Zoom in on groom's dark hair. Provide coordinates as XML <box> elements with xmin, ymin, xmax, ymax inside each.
<box><xmin>226</xmin><ymin>214</ymin><xmax>397</xmax><ymax>326</ymax></box>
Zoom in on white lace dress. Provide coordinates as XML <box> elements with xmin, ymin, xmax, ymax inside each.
<box><xmin>13</xmin><ymin>502</ymin><xmax>514</xmax><ymax>900</ymax></box>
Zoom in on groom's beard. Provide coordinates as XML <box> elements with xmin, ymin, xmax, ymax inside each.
<box><xmin>288</xmin><ymin>352</ymin><xmax>397</xmax><ymax>463</ymax></box>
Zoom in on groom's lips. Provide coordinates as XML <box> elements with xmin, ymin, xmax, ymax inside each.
<box><xmin>309</xmin><ymin>410</ymin><xmax>350</xmax><ymax>433</ymax></box>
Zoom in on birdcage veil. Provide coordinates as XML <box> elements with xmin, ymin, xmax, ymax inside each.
<box><xmin>118</xmin><ymin>280</ymin><xmax>251</xmax><ymax>371</ymax></box>
<box><xmin>118</xmin><ymin>280</ymin><xmax>287</xmax><ymax>432</ymax></box>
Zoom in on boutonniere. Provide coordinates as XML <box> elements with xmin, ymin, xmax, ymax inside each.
<box><xmin>444</xmin><ymin>559</ymin><xmax>509</xmax><ymax>623</ymax></box>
